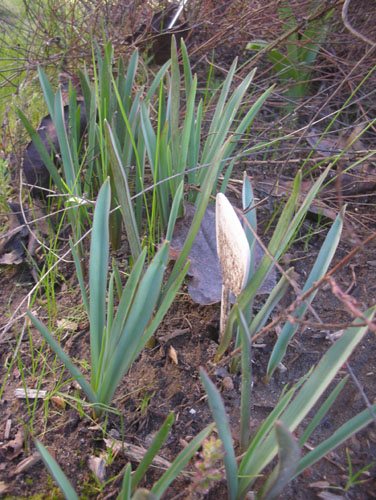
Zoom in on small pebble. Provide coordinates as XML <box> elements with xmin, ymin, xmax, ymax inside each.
<box><xmin>222</xmin><ymin>377</ymin><xmax>234</xmax><ymax>391</ymax></box>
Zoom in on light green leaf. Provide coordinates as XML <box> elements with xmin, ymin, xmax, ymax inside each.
<box><xmin>181</xmin><ymin>38</ymin><xmax>193</xmax><ymax>95</ymax></box>
<box><xmin>140</xmin><ymin>102</ymin><xmax>157</xmax><ymax>174</ymax></box>
<box><xmin>89</xmin><ymin>179</ymin><xmax>111</xmax><ymax>388</ymax></box>
<box><xmin>123</xmin><ymin>49</ymin><xmax>139</xmax><ymax>114</ymax></box>
<box><xmin>151</xmin><ymin>423</ymin><xmax>215</xmax><ymax>499</ymax></box>
<box><xmin>248</xmin><ymin>269</ymin><xmax>293</xmax><ymax>338</ymax></box>
<box><xmin>36</xmin><ymin>441</ymin><xmax>79</xmax><ymax>500</ymax></box>
<box><xmin>299</xmin><ymin>376</ymin><xmax>348</xmax><ymax>446</ymax></box>
<box><xmin>282</xmin><ymin>307</ymin><xmax>376</xmax><ymax>432</ymax></box>
<box><xmin>37</xmin><ymin>67</ymin><xmax>55</xmax><ymax>121</ymax></box>
<box><xmin>200</xmin><ymin>368</ymin><xmax>238</xmax><ymax>500</ymax></box>
<box><xmin>144</xmin><ymin>61</ymin><xmax>170</xmax><ymax>102</ymax></box>
<box><xmin>54</xmin><ymin>89</ymin><xmax>76</xmax><ymax>192</ymax></box>
<box><xmin>108</xmin><ymin>248</ymin><xmax>147</xmax><ymax>353</ymax></box>
<box><xmin>258</xmin><ymin>422</ymin><xmax>301</xmax><ymax>500</ymax></box>
<box><xmin>169</xmin><ymin>35</ymin><xmax>180</xmax><ymax>178</ymax></box>
<box><xmin>237</xmin><ymin>308</ymin><xmax>252</xmax><ymax>453</ymax></box>
<box><xmin>242</xmin><ymin>173</ymin><xmax>257</xmax><ymax>253</ymax></box>
<box><xmin>118</xmin><ymin>463</ymin><xmax>132</xmax><ymax>500</ymax></box>
<box><xmin>28</xmin><ymin>312</ymin><xmax>97</xmax><ymax>403</ymax></box>
<box><xmin>238</xmin><ymin>387</ymin><xmax>296</xmax><ymax>492</ymax></box>
<box><xmin>138</xmin><ymin>261</ymin><xmax>189</xmax><ymax>363</ymax></box>
<box><xmin>105</xmin><ymin>120</ymin><xmax>142</xmax><ymax>260</ymax></box>
<box><xmin>166</xmin><ymin>181</ymin><xmax>184</xmax><ymax>242</ymax></box>
<box><xmin>295</xmin><ymin>402</ymin><xmax>376</xmax><ymax>477</ymax></box>
<box><xmin>267</xmin><ymin>207</ymin><xmax>344</xmax><ymax>377</ymax></box>
<box><xmin>237</xmin><ymin>306</ymin><xmax>376</xmax><ymax>497</ymax></box>
<box><xmin>178</xmin><ymin>75</ymin><xmax>197</xmax><ymax>175</ymax></box>
<box><xmin>132</xmin><ymin>413</ymin><xmax>174</xmax><ymax>492</ymax></box>
<box><xmin>97</xmin><ymin>244</ymin><xmax>169</xmax><ymax>405</ymax></box>
<box><xmin>200</xmin><ymin>58</ymin><xmax>237</xmax><ymax>163</ymax></box>
<box><xmin>69</xmin><ymin>239</ymin><xmax>89</xmax><ymax>316</ymax></box>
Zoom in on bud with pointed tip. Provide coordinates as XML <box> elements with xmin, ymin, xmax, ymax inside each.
<box><xmin>216</xmin><ymin>193</ymin><xmax>250</xmax><ymax>340</ymax></box>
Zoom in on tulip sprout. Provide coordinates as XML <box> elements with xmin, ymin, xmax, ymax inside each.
<box><xmin>216</xmin><ymin>193</ymin><xmax>250</xmax><ymax>341</ymax></box>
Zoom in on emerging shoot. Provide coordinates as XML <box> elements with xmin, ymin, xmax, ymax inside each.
<box><xmin>216</xmin><ymin>193</ymin><xmax>250</xmax><ymax>341</ymax></box>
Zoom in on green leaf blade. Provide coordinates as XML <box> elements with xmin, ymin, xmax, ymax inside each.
<box><xmin>35</xmin><ymin>441</ymin><xmax>79</xmax><ymax>500</ymax></box>
<box><xmin>267</xmin><ymin>207</ymin><xmax>344</xmax><ymax>377</ymax></box>
<box><xmin>200</xmin><ymin>368</ymin><xmax>238</xmax><ymax>500</ymax></box>
<box><xmin>259</xmin><ymin>422</ymin><xmax>301</xmax><ymax>500</ymax></box>
<box><xmin>27</xmin><ymin>312</ymin><xmax>97</xmax><ymax>403</ymax></box>
<box><xmin>151</xmin><ymin>423</ymin><xmax>215</xmax><ymax>499</ymax></box>
<box><xmin>132</xmin><ymin>413</ymin><xmax>174</xmax><ymax>492</ymax></box>
<box><xmin>105</xmin><ymin>120</ymin><xmax>142</xmax><ymax>260</ymax></box>
<box><xmin>89</xmin><ymin>179</ymin><xmax>111</xmax><ymax>388</ymax></box>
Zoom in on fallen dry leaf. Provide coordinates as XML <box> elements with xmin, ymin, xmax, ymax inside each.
<box><xmin>169</xmin><ymin>202</ymin><xmax>276</xmax><ymax>305</ymax></box>
<box><xmin>51</xmin><ymin>395</ymin><xmax>66</xmax><ymax>410</ymax></box>
<box><xmin>14</xmin><ymin>388</ymin><xmax>47</xmax><ymax>399</ymax></box>
<box><xmin>0</xmin><ymin>202</ymin><xmax>29</xmax><ymax>265</ymax></box>
<box><xmin>317</xmin><ymin>492</ymin><xmax>345</xmax><ymax>500</ymax></box>
<box><xmin>168</xmin><ymin>345</ymin><xmax>178</xmax><ymax>365</ymax></box>
<box><xmin>309</xmin><ymin>480</ymin><xmax>331</xmax><ymax>489</ymax></box>
<box><xmin>4</xmin><ymin>419</ymin><xmax>11</xmax><ymax>440</ymax></box>
<box><xmin>11</xmin><ymin>453</ymin><xmax>41</xmax><ymax>477</ymax></box>
<box><xmin>0</xmin><ymin>201</ymin><xmax>52</xmax><ymax>282</ymax></box>
<box><xmin>0</xmin><ymin>481</ymin><xmax>9</xmax><ymax>495</ymax></box>
<box><xmin>0</xmin><ymin>429</ymin><xmax>24</xmax><ymax>461</ymax></box>
<box><xmin>88</xmin><ymin>455</ymin><xmax>106</xmax><ymax>483</ymax></box>
<box><xmin>57</xmin><ymin>319</ymin><xmax>78</xmax><ymax>331</ymax></box>
<box><xmin>103</xmin><ymin>437</ymin><xmax>183</xmax><ymax>474</ymax></box>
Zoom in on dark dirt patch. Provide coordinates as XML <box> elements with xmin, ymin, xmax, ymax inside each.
<box><xmin>1</xmin><ymin>192</ymin><xmax>376</xmax><ymax>499</ymax></box>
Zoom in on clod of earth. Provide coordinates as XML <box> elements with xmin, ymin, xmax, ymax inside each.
<box><xmin>148</xmin><ymin>2</ymin><xmax>190</xmax><ymax>64</ymax></box>
<box><xmin>22</xmin><ymin>102</ymin><xmax>86</xmax><ymax>196</ymax></box>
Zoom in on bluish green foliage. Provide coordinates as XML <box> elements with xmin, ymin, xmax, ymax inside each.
<box><xmin>29</xmin><ymin>179</ymin><xmax>188</xmax><ymax>417</ymax></box>
<box><xmin>200</xmin><ymin>175</ymin><xmax>376</xmax><ymax>498</ymax></box>
<box><xmin>20</xmin><ymin>37</ymin><xmax>272</xmax><ymax>258</ymax></box>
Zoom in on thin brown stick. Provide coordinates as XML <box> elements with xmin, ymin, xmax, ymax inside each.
<box><xmin>342</xmin><ymin>0</ymin><xmax>376</xmax><ymax>48</ymax></box>
<box><xmin>251</xmin><ymin>230</ymin><xmax>376</xmax><ymax>344</ymax></box>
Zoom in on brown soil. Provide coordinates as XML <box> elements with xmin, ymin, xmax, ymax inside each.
<box><xmin>1</xmin><ymin>195</ymin><xmax>376</xmax><ymax>499</ymax></box>
<box><xmin>1</xmin><ymin>1</ymin><xmax>376</xmax><ymax>499</ymax></box>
